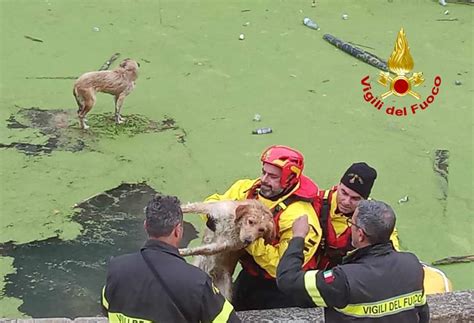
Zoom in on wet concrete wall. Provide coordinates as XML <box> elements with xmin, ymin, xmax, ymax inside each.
<box><xmin>1</xmin><ymin>290</ymin><xmax>473</xmax><ymax>323</ymax></box>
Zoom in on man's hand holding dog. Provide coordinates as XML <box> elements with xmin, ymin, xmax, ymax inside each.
<box><xmin>292</xmin><ymin>215</ymin><xmax>309</xmax><ymax>238</ymax></box>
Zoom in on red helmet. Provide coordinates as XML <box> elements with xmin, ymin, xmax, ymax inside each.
<box><xmin>260</xmin><ymin>145</ymin><xmax>304</xmax><ymax>188</ymax></box>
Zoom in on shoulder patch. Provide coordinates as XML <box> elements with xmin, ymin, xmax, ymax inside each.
<box><xmin>323</xmin><ymin>270</ymin><xmax>335</xmax><ymax>284</ymax></box>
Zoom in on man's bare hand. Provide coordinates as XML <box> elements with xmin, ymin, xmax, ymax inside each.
<box><xmin>292</xmin><ymin>215</ymin><xmax>309</xmax><ymax>238</ymax></box>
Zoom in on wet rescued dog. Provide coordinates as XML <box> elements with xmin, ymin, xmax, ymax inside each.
<box><xmin>73</xmin><ymin>58</ymin><xmax>139</xmax><ymax>129</ymax></box>
<box><xmin>179</xmin><ymin>199</ymin><xmax>275</xmax><ymax>301</ymax></box>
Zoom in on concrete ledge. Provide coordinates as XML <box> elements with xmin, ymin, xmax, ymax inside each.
<box><xmin>1</xmin><ymin>290</ymin><xmax>473</xmax><ymax>322</ymax></box>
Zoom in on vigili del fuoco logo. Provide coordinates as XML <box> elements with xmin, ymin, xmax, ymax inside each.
<box><xmin>361</xmin><ymin>28</ymin><xmax>441</xmax><ymax>116</ymax></box>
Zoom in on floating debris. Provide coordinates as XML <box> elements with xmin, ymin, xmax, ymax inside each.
<box><xmin>253</xmin><ymin>114</ymin><xmax>261</xmax><ymax>122</ymax></box>
<box><xmin>434</xmin><ymin>149</ymin><xmax>449</xmax><ymax>216</ymax></box>
<box><xmin>434</xmin><ymin>149</ymin><xmax>450</xmax><ymax>184</ymax></box>
<box><xmin>444</xmin><ymin>9</ymin><xmax>450</xmax><ymax>14</ymax></box>
<box><xmin>24</xmin><ymin>35</ymin><xmax>43</xmax><ymax>42</ymax></box>
<box><xmin>303</xmin><ymin>17</ymin><xmax>320</xmax><ymax>30</ymax></box>
<box><xmin>239</xmin><ymin>33</ymin><xmax>245</xmax><ymax>40</ymax></box>
<box><xmin>398</xmin><ymin>196</ymin><xmax>409</xmax><ymax>204</ymax></box>
<box><xmin>341</xmin><ymin>14</ymin><xmax>349</xmax><ymax>20</ymax></box>
<box><xmin>25</xmin><ymin>76</ymin><xmax>77</xmax><ymax>80</ymax></box>
<box><xmin>98</xmin><ymin>52</ymin><xmax>120</xmax><ymax>71</ymax></box>
<box><xmin>432</xmin><ymin>255</ymin><xmax>474</xmax><ymax>266</ymax></box>
<box><xmin>323</xmin><ymin>34</ymin><xmax>388</xmax><ymax>72</ymax></box>
<box><xmin>252</xmin><ymin>127</ymin><xmax>272</xmax><ymax>135</ymax></box>
<box><xmin>455</xmin><ymin>80</ymin><xmax>462</xmax><ymax>85</ymax></box>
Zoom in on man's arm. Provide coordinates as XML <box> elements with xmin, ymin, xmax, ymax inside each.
<box><xmin>277</xmin><ymin>216</ymin><xmax>350</xmax><ymax>309</ymax></box>
<box><xmin>245</xmin><ymin>202</ymin><xmax>321</xmax><ymax>277</ymax></box>
<box><xmin>200</xmin><ymin>278</ymin><xmax>241</xmax><ymax>323</ymax></box>
<box><xmin>276</xmin><ymin>237</ymin><xmax>321</xmax><ymax>307</ymax></box>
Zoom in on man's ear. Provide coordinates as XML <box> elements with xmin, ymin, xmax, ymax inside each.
<box><xmin>174</xmin><ymin>222</ymin><xmax>183</xmax><ymax>239</ymax></box>
<box><xmin>357</xmin><ymin>228</ymin><xmax>366</xmax><ymax>243</ymax></box>
<box><xmin>235</xmin><ymin>204</ymin><xmax>249</xmax><ymax>223</ymax></box>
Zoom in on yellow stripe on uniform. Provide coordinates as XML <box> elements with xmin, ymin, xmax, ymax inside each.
<box><xmin>304</xmin><ymin>270</ymin><xmax>327</xmax><ymax>307</ymax></box>
<box><xmin>101</xmin><ymin>286</ymin><xmax>109</xmax><ymax>310</ymax></box>
<box><xmin>212</xmin><ymin>299</ymin><xmax>234</xmax><ymax>323</ymax></box>
<box><xmin>334</xmin><ymin>290</ymin><xmax>426</xmax><ymax>318</ymax></box>
<box><xmin>108</xmin><ymin>312</ymin><xmax>153</xmax><ymax>323</ymax></box>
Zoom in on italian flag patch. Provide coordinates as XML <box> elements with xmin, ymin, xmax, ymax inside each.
<box><xmin>323</xmin><ymin>270</ymin><xmax>335</xmax><ymax>283</ymax></box>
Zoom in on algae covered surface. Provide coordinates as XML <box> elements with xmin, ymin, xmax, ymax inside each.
<box><xmin>0</xmin><ymin>0</ymin><xmax>472</xmax><ymax>318</ymax></box>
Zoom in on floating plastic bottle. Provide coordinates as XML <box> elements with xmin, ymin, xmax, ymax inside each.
<box><xmin>303</xmin><ymin>17</ymin><xmax>319</xmax><ymax>30</ymax></box>
<box><xmin>252</xmin><ymin>127</ymin><xmax>272</xmax><ymax>135</ymax></box>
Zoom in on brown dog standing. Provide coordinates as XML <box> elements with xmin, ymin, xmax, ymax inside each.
<box><xmin>73</xmin><ymin>59</ymin><xmax>139</xmax><ymax>129</ymax></box>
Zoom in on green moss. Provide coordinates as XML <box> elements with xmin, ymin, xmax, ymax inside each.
<box><xmin>86</xmin><ymin>113</ymin><xmax>177</xmax><ymax>138</ymax></box>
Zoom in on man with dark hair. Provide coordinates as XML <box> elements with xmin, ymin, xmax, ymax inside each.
<box><xmin>313</xmin><ymin>162</ymin><xmax>400</xmax><ymax>269</ymax></box>
<box><xmin>102</xmin><ymin>194</ymin><xmax>240</xmax><ymax>323</ymax></box>
<box><xmin>277</xmin><ymin>200</ymin><xmax>429</xmax><ymax>323</ymax></box>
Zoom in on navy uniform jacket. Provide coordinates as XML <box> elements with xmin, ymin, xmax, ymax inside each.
<box><xmin>277</xmin><ymin>238</ymin><xmax>429</xmax><ymax>323</ymax></box>
<box><xmin>102</xmin><ymin>239</ymin><xmax>240</xmax><ymax>323</ymax></box>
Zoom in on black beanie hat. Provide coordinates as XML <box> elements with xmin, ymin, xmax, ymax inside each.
<box><xmin>340</xmin><ymin>162</ymin><xmax>377</xmax><ymax>199</ymax></box>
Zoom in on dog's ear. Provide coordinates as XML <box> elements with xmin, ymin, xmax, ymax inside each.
<box><xmin>119</xmin><ymin>58</ymin><xmax>132</xmax><ymax>68</ymax></box>
<box><xmin>263</xmin><ymin>219</ymin><xmax>276</xmax><ymax>245</ymax></box>
<box><xmin>235</xmin><ymin>204</ymin><xmax>249</xmax><ymax>223</ymax></box>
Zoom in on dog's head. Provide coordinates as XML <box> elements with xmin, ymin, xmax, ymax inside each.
<box><xmin>235</xmin><ymin>200</ymin><xmax>276</xmax><ymax>246</ymax></box>
<box><xmin>118</xmin><ymin>58</ymin><xmax>139</xmax><ymax>80</ymax></box>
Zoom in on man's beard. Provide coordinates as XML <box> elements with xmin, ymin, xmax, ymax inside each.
<box><xmin>259</xmin><ymin>184</ymin><xmax>284</xmax><ymax>198</ymax></box>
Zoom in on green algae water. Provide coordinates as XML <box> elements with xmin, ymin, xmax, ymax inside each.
<box><xmin>0</xmin><ymin>0</ymin><xmax>472</xmax><ymax>318</ymax></box>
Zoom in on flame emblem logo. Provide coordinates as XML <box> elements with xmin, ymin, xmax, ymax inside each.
<box><xmin>348</xmin><ymin>173</ymin><xmax>364</xmax><ymax>185</ymax></box>
<box><xmin>378</xmin><ymin>28</ymin><xmax>424</xmax><ymax>99</ymax></box>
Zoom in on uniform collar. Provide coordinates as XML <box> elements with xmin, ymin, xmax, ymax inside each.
<box><xmin>142</xmin><ymin>239</ymin><xmax>182</xmax><ymax>258</ymax></box>
<box><xmin>342</xmin><ymin>242</ymin><xmax>393</xmax><ymax>264</ymax></box>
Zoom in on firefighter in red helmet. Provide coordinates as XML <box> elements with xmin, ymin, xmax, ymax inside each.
<box><xmin>204</xmin><ymin>145</ymin><xmax>322</xmax><ymax>310</ymax></box>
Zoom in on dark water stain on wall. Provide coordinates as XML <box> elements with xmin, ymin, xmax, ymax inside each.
<box><xmin>1</xmin><ymin>183</ymin><xmax>198</xmax><ymax>318</ymax></box>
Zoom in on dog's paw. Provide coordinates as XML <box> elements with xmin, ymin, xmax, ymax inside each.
<box><xmin>179</xmin><ymin>248</ymin><xmax>191</xmax><ymax>256</ymax></box>
<box><xmin>80</xmin><ymin>122</ymin><xmax>90</xmax><ymax>130</ymax></box>
<box><xmin>180</xmin><ymin>203</ymin><xmax>195</xmax><ymax>213</ymax></box>
<box><xmin>115</xmin><ymin>115</ymin><xmax>126</xmax><ymax>124</ymax></box>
